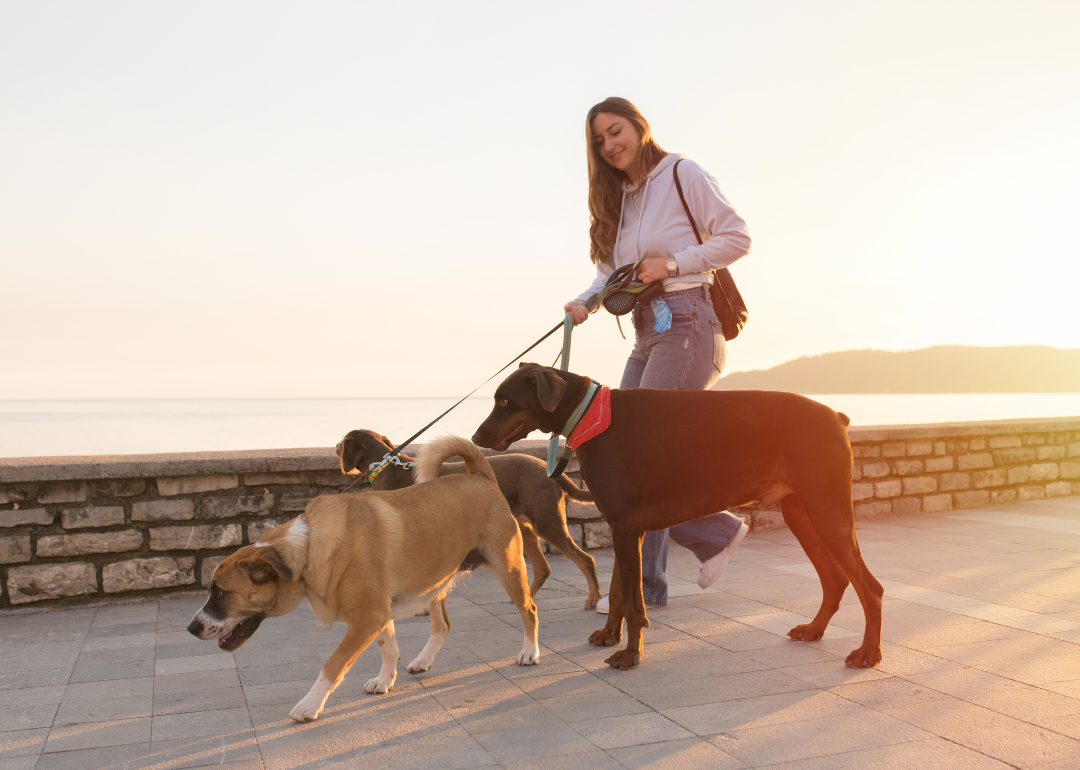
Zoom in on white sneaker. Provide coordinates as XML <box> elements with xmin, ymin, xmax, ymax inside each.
<box><xmin>697</xmin><ymin>521</ymin><xmax>749</xmax><ymax>589</ymax></box>
<box><xmin>596</xmin><ymin>595</ymin><xmax>609</xmax><ymax>614</ymax></box>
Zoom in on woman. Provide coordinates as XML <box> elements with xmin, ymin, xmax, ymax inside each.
<box><xmin>565</xmin><ymin>97</ymin><xmax>751</xmax><ymax>611</ymax></box>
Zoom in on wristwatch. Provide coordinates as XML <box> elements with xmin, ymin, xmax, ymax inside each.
<box><xmin>665</xmin><ymin>257</ymin><xmax>679</xmax><ymax>277</ymax></box>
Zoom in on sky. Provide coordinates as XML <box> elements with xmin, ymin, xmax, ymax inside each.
<box><xmin>2</xmin><ymin>0</ymin><xmax>1078</xmax><ymax>399</ymax></box>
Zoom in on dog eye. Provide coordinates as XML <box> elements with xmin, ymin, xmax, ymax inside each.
<box><xmin>497</xmin><ymin>398</ymin><xmax>508</xmax><ymax>407</ymax></box>
<box><xmin>215</xmin><ymin>588</ymin><xmax>223</xmax><ymax>598</ymax></box>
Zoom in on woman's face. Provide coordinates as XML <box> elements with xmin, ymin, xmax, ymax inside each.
<box><xmin>591</xmin><ymin>112</ymin><xmax>641</xmax><ymax>176</ymax></box>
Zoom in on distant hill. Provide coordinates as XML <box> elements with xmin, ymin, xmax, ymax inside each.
<box><xmin>712</xmin><ymin>346</ymin><xmax>1080</xmax><ymax>393</ymax></box>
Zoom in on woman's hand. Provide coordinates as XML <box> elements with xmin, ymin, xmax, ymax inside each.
<box><xmin>636</xmin><ymin>257</ymin><xmax>669</xmax><ymax>284</ymax></box>
<box><xmin>564</xmin><ymin>301</ymin><xmax>589</xmax><ymax>326</ymax></box>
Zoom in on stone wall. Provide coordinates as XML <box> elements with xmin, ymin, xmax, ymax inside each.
<box><xmin>2</xmin><ymin>417</ymin><xmax>1078</xmax><ymax>610</ymax></box>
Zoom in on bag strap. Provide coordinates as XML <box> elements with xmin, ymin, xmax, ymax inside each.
<box><xmin>672</xmin><ymin>159</ymin><xmax>703</xmax><ymax>246</ymax></box>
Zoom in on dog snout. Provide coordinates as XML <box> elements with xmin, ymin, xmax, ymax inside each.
<box><xmin>187</xmin><ymin>617</ymin><xmax>204</xmax><ymax>637</ymax></box>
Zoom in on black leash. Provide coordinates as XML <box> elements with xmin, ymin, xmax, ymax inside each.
<box><xmin>340</xmin><ymin>319</ymin><xmax>567</xmax><ymax>493</ymax></box>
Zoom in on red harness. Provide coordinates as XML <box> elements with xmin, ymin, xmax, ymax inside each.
<box><xmin>567</xmin><ymin>385</ymin><xmax>612</xmax><ymax>450</ymax></box>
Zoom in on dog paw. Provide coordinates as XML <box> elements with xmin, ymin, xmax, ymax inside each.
<box><xmin>289</xmin><ymin>697</ymin><xmax>323</xmax><ymax>722</ymax></box>
<box><xmin>583</xmin><ymin>593</ymin><xmax>601</xmax><ymax>610</ymax></box>
<box><xmin>788</xmin><ymin>623</ymin><xmax>826</xmax><ymax>642</ymax></box>
<box><xmin>364</xmin><ymin>675</ymin><xmax>395</xmax><ymax>694</ymax></box>
<box><xmin>604</xmin><ymin>648</ymin><xmax>641</xmax><ymax>670</ymax></box>
<box><xmin>516</xmin><ymin>644</ymin><xmax>540</xmax><ymax>666</ymax></box>
<box><xmin>588</xmin><ymin>627</ymin><xmax>621</xmax><ymax>647</ymax></box>
<box><xmin>406</xmin><ymin>655</ymin><xmax>433</xmax><ymax>674</ymax></box>
<box><xmin>845</xmin><ymin>645</ymin><xmax>882</xmax><ymax>668</ymax></box>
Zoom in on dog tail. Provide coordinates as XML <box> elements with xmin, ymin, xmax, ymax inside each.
<box><xmin>414</xmin><ymin>435</ymin><xmax>497</xmax><ymax>486</ymax></box>
<box><xmin>554</xmin><ymin>474</ymin><xmax>594</xmax><ymax>503</ymax></box>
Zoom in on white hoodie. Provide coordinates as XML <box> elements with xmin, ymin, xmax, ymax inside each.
<box><xmin>575</xmin><ymin>153</ymin><xmax>751</xmax><ymax>303</ymax></box>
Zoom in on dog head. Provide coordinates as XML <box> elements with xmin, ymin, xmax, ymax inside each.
<box><xmin>335</xmin><ymin>429</ymin><xmax>394</xmax><ymax>474</ymax></box>
<box><xmin>186</xmin><ymin>521</ymin><xmax>306</xmax><ymax>651</ymax></box>
<box><xmin>473</xmin><ymin>362</ymin><xmax>574</xmax><ymax>450</ymax></box>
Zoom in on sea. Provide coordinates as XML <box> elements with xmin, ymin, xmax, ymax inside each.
<box><xmin>2</xmin><ymin>394</ymin><xmax>1080</xmax><ymax>459</ymax></box>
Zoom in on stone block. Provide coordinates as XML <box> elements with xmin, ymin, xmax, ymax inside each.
<box><xmin>0</xmin><ymin>535</ymin><xmax>31</xmax><ymax>564</ymax></box>
<box><xmin>242</xmin><ymin>473</ymin><xmax>311</xmax><ymax>486</ymax></box>
<box><xmin>566</xmin><ymin>500</ymin><xmax>602</xmax><ymax>520</ymax></box>
<box><xmin>131</xmin><ymin>500</ymin><xmax>195</xmax><ymax>522</ymax></box>
<box><xmin>103</xmin><ymin>557</ymin><xmax>195</xmax><ymax>593</ymax></box>
<box><xmin>852</xmin><ymin>445</ymin><xmax>880</xmax><ymax>458</ymax></box>
<box><xmin>149</xmin><ymin>524</ymin><xmax>243</xmax><ymax>551</ymax></box>
<box><xmin>948</xmin><ymin>440</ymin><xmax>971</xmax><ymax>453</ymax></box>
<box><xmin>882</xmin><ymin>443</ymin><xmax>906</xmax><ymax>457</ymax></box>
<box><xmin>860</xmin><ymin>462</ymin><xmax>890</xmax><ymax>478</ymax></box>
<box><xmin>314</xmin><ymin>471</ymin><xmax>352</xmax><ymax>487</ymax></box>
<box><xmin>933</xmin><ymin>441</ymin><xmax>947</xmax><ymax>456</ymax></box>
<box><xmin>0</xmin><ymin>508</ymin><xmax>54</xmax><ymax>527</ymax></box>
<box><xmin>36</xmin><ymin>530</ymin><xmax>143</xmax><ymax>557</ymax></box>
<box><xmin>37</xmin><ymin>482</ymin><xmax>87</xmax><ymax>504</ymax></box>
<box><xmin>279</xmin><ymin>491</ymin><xmax>318</xmax><ymax>512</ymax></box>
<box><xmin>906</xmin><ymin>441</ymin><xmax>933</xmax><ymax>456</ymax></box>
<box><xmin>902</xmin><ymin>476</ymin><xmax>937</xmax><ymax>495</ymax></box>
<box><xmin>1047</xmin><ymin>481</ymin><xmax>1073</xmax><ymax>498</ymax></box>
<box><xmin>851</xmin><ymin>465</ymin><xmax>862</xmax><ymax>480</ymax></box>
<box><xmin>749</xmin><ymin>509</ymin><xmax>785</xmax><ymax>533</ymax></box>
<box><xmin>1061</xmin><ymin>462</ymin><xmax>1080</xmax><ymax>479</ymax></box>
<box><xmin>939</xmin><ymin>472</ymin><xmax>971</xmax><ymax>491</ymax></box>
<box><xmin>583</xmin><ymin>521</ymin><xmax>612</xmax><ymax>548</ymax></box>
<box><xmin>874</xmin><ymin>480</ymin><xmax>901</xmax><ymax>498</ymax></box>
<box><xmin>1051</xmin><ymin>432</ymin><xmax>1070</xmax><ymax>444</ymax></box>
<box><xmin>7</xmin><ymin>563</ymin><xmax>97</xmax><ymax>605</ymax></box>
<box><xmin>1068</xmin><ymin>442</ymin><xmax>1080</xmax><ymax>457</ymax></box>
<box><xmin>973</xmin><ymin>468</ymin><xmax>1007</xmax><ymax>488</ymax></box>
<box><xmin>957</xmin><ymin>453</ymin><xmax>993</xmax><ymax>470</ymax></box>
<box><xmin>199</xmin><ymin>494</ymin><xmax>274</xmax><ymax>519</ymax></box>
<box><xmin>992</xmin><ymin>448</ymin><xmax>1036</xmax><ymax>464</ymax></box>
<box><xmin>1074</xmin><ymin>483</ymin><xmax>1080</xmax><ymax>494</ymax></box>
<box><xmin>855</xmin><ymin>501</ymin><xmax>892</xmax><ymax>521</ymax></box>
<box><xmin>0</xmin><ymin>484</ymin><xmax>36</xmax><ymax>504</ymax></box>
<box><xmin>989</xmin><ymin>436</ymin><xmax>1022</xmax><ymax>449</ymax></box>
<box><xmin>991</xmin><ymin>489</ymin><xmax>1018</xmax><ymax>505</ymax></box>
<box><xmin>567</xmin><ymin>522</ymin><xmax>584</xmax><ymax>547</ymax></box>
<box><xmin>90</xmin><ymin>479</ymin><xmax>146</xmax><ymax>498</ymax></box>
<box><xmin>1007</xmin><ymin>466</ymin><xmax>1029</xmax><ymax>485</ymax></box>
<box><xmin>1022</xmin><ymin>434</ymin><xmax>1046</xmax><ymax>445</ymax></box>
<box><xmin>969</xmin><ymin>438</ymin><xmax>987</xmax><ymax>450</ymax></box>
<box><xmin>201</xmin><ymin>556</ymin><xmax>227</xmax><ymax>586</ymax></box>
<box><xmin>61</xmin><ymin>506</ymin><xmax>124</xmax><ymax>529</ymax></box>
<box><xmin>893</xmin><ymin>497</ymin><xmax>922</xmax><ymax>517</ymax></box>
<box><xmin>925</xmin><ymin>456</ymin><xmax>954</xmax><ymax>472</ymax></box>
<box><xmin>1029</xmin><ymin>463</ymin><xmax>1059</xmax><ymax>481</ymax></box>
<box><xmin>1038</xmin><ymin>446</ymin><xmax>1067</xmax><ymax>460</ymax></box>
<box><xmin>247</xmin><ymin>519</ymin><xmax>285</xmax><ymax>543</ymax></box>
<box><xmin>156</xmin><ymin>475</ymin><xmax>238</xmax><ymax>496</ymax></box>
<box><xmin>892</xmin><ymin>459</ymin><xmax>923</xmax><ymax>476</ymax></box>
<box><xmin>852</xmin><ymin>482</ymin><xmax>875</xmax><ymax>501</ymax></box>
<box><xmin>954</xmin><ymin>490</ymin><xmax>991</xmax><ymax>510</ymax></box>
<box><xmin>1018</xmin><ymin>486</ymin><xmax>1047</xmax><ymax>501</ymax></box>
<box><xmin>922</xmin><ymin>494</ymin><xmax>953</xmax><ymax>512</ymax></box>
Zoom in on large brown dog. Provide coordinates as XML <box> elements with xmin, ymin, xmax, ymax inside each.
<box><xmin>187</xmin><ymin>435</ymin><xmax>539</xmax><ymax>721</ymax></box>
<box><xmin>336</xmin><ymin>428</ymin><xmax>603</xmax><ymax>608</ymax></box>
<box><xmin>473</xmin><ymin>363</ymin><xmax>883</xmax><ymax>671</ymax></box>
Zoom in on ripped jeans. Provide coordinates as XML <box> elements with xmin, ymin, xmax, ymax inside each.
<box><xmin>620</xmin><ymin>285</ymin><xmax>745</xmax><ymax>606</ymax></box>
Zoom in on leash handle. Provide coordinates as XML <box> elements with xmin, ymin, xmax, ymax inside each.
<box><xmin>547</xmin><ymin>312</ymin><xmax>574</xmax><ymax>476</ymax></box>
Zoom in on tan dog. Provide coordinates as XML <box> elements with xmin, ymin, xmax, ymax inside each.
<box><xmin>187</xmin><ymin>435</ymin><xmax>540</xmax><ymax>722</ymax></box>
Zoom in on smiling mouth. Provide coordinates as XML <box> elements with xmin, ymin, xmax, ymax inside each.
<box><xmin>218</xmin><ymin>614</ymin><xmax>265</xmax><ymax>652</ymax></box>
<box><xmin>493</xmin><ymin>422</ymin><xmax>525</xmax><ymax>451</ymax></box>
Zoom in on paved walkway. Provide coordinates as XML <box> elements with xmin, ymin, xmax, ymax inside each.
<box><xmin>4</xmin><ymin>497</ymin><xmax>1080</xmax><ymax>769</ymax></box>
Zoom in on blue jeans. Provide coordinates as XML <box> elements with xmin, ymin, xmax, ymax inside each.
<box><xmin>619</xmin><ymin>285</ymin><xmax>745</xmax><ymax>605</ymax></box>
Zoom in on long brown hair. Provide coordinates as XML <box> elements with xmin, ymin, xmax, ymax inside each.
<box><xmin>586</xmin><ymin>97</ymin><xmax>668</xmax><ymax>264</ymax></box>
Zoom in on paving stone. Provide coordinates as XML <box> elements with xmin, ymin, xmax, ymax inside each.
<box><xmin>35</xmin><ymin>743</ymin><xmax>150</xmax><ymax>770</ymax></box>
<box><xmin>0</xmin><ymin>728</ymin><xmax>49</xmax><ymax>759</ymax></box>
<box><xmin>44</xmin><ymin>717</ymin><xmax>152</xmax><ymax>753</ymax></box>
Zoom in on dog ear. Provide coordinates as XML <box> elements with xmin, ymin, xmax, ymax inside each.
<box><xmin>246</xmin><ymin>548</ymin><xmax>295</xmax><ymax>584</ymax></box>
<box><xmin>527</xmin><ymin>368</ymin><xmax>568</xmax><ymax>412</ymax></box>
<box><xmin>337</xmin><ymin>435</ymin><xmax>365</xmax><ymax>474</ymax></box>
<box><xmin>379</xmin><ymin>434</ymin><xmax>393</xmax><ymax>448</ymax></box>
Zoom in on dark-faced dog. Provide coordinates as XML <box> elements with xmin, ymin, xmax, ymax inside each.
<box><xmin>473</xmin><ymin>363</ymin><xmax>883</xmax><ymax>671</ymax></box>
<box><xmin>336</xmin><ymin>429</ymin><xmax>603</xmax><ymax>608</ymax></box>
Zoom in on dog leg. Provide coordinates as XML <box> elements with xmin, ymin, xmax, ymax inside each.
<box><xmin>780</xmin><ymin>494</ymin><xmax>850</xmax><ymax>642</ymax></box>
<box><xmin>290</xmin><ymin>619</ymin><xmax>383</xmax><ymax>721</ymax></box>
<box><xmin>407</xmin><ymin>597</ymin><xmax>451</xmax><ymax>674</ymax></box>
<box><xmin>535</xmin><ymin>517</ymin><xmax>602</xmax><ymax>609</ymax></box>
<box><xmin>589</xmin><ymin>557</ymin><xmax>624</xmax><ymax>648</ymax></box>
<box><xmin>364</xmin><ymin>620</ymin><xmax>398</xmax><ymax>694</ymax></box>
<box><xmin>603</xmin><ymin>528</ymin><xmax>647</xmax><ymax>670</ymax></box>
<box><xmin>484</xmin><ymin>530</ymin><xmax>540</xmax><ymax>665</ymax></box>
<box><xmin>517</xmin><ymin>522</ymin><xmax>552</xmax><ymax>598</ymax></box>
